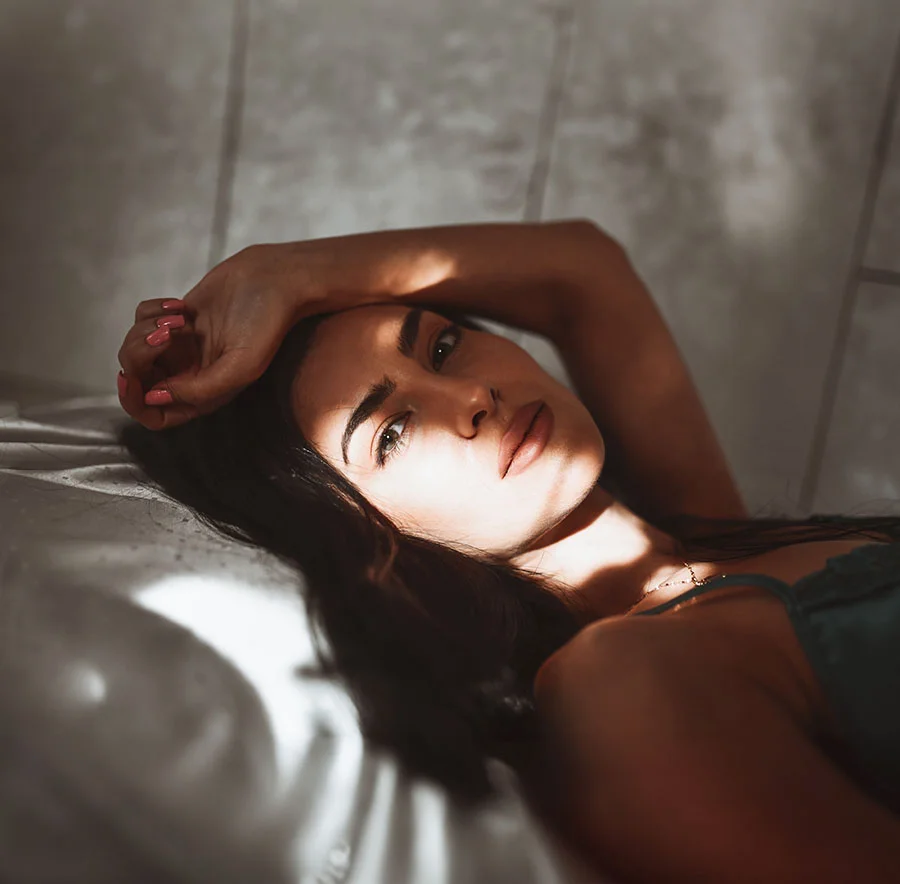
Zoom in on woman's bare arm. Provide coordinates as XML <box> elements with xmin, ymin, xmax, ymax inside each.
<box><xmin>294</xmin><ymin>218</ymin><xmax>600</xmax><ymax>340</ymax></box>
<box><xmin>538</xmin><ymin>623</ymin><xmax>900</xmax><ymax>884</ymax></box>
<box><xmin>549</xmin><ymin>228</ymin><xmax>747</xmax><ymax>524</ymax></box>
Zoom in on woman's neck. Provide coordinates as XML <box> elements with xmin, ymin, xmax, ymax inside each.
<box><xmin>511</xmin><ymin>485</ymin><xmax>706</xmax><ymax>620</ymax></box>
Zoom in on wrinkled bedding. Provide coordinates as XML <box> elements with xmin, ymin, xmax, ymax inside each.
<box><xmin>0</xmin><ymin>395</ymin><xmax>606</xmax><ymax>883</ymax></box>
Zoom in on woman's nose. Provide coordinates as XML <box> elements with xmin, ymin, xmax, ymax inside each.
<box><xmin>447</xmin><ymin>381</ymin><xmax>497</xmax><ymax>434</ymax></box>
<box><xmin>472</xmin><ymin>387</ymin><xmax>498</xmax><ymax>428</ymax></box>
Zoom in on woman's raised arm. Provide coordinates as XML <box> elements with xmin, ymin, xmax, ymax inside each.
<box><xmin>117</xmin><ymin>220</ymin><xmax>594</xmax><ymax>429</ymax></box>
<box><xmin>546</xmin><ymin>226</ymin><xmax>748</xmax><ymax>523</ymax></box>
<box><xmin>119</xmin><ymin>217</ymin><xmax>744</xmax><ymax>524</ymax></box>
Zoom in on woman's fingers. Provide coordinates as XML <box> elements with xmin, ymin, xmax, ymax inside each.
<box><xmin>118</xmin><ymin>314</ymin><xmax>192</xmax><ymax>372</ymax></box>
<box><xmin>133</xmin><ymin>298</ymin><xmax>188</xmax><ymax>323</ymax></box>
<box><xmin>118</xmin><ymin>307</ymin><xmax>199</xmax><ymax>429</ymax></box>
<box><xmin>117</xmin><ymin>370</ymin><xmax>200</xmax><ymax>431</ymax></box>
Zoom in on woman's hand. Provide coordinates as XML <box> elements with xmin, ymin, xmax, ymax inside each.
<box><xmin>117</xmin><ymin>244</ymin><xmax>325</xmax><ymax>430</ymax></box>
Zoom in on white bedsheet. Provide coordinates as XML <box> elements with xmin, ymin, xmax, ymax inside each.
<box><xmin>0</xmin><ymin>396</ymin><xmax>608</xmax><ymax>884</ymax></box>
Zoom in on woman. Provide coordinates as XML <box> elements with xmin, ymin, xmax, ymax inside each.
<box><xmin>117</xmin><ymin>220</ymin><xmax>900</xmax><ymax>883</ymax></box>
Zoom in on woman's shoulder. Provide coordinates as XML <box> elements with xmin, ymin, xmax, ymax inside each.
<box><xmin>533</xmin><ymin>613</ymin><xmax>709</xmax><ymax>709</ymax></box>
<box><xmin>533</xmin><ymin>613</ymin><xmax>900</xmax><ymax>883</ymax></box>
<box><xmin>533</xmin><ymin>608</ymin><xmax>801</xmax><ymax>746</ymax></box>
<box><xmin>532</xmin><ymin>614</ymin><xmax>803</xmax><ymax>807</ymax></box>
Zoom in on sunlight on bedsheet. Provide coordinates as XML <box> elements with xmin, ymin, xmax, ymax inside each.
<box><xmin>56</xmin><ymin>660</ymin><xmax>107</xmax><ymax>707</ymax></box>
<box><xmin>135</xmin><ymin>574</ymin><xmax>360</xmax><ymax>787</ymax></box>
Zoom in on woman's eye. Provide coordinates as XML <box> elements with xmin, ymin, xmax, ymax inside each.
<box><xmin>377</xmin><ymin>416</ymin><xmax>407</xmax><ymax>465</ymax></box>
<box><xmin>376</xmin><ymin>322</ymin><xmax>465</xmax><ymax>467</ymax></box>
<box><xmin>432</xmin><ymin>323</ymin><xmax>462</xmax><ymax>370</ymax></box>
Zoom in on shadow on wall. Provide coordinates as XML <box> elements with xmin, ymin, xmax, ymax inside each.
<box><xmin>0</xmin><ymin>1</ymin><xmax>224</xmax><ymax>403</ymax></box>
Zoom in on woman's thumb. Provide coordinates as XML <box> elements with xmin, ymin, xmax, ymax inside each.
<box><xmin>146</xmin><ymin>351</ymin><xmax>259</xmax><ymax>413</ymax></box>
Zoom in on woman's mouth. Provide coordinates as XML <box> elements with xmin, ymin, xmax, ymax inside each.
<box><xmin>499</xmin><ymin>401</ymin><xmax>554</xmax><ymax>479</ymax></box>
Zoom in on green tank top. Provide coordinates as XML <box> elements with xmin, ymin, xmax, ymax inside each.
<box><xmin>635</xmin><ymin>542</ymin><xmax>900</xmax><ymax>815</ymax></box>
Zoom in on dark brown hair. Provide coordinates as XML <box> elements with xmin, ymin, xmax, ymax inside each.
<box><xmin>117</xmin><ymin>305</ymin><xmax>900</xmax><ymax>814</ymax></box>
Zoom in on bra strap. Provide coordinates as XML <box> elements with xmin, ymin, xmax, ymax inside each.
<box><xmin>634</xmin><ymin>572</ymin><xmax>792</xmax><ymax>617</ymax></box>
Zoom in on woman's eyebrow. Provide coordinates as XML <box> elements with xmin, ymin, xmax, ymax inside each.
<box><xmin>341</xmin><ymin>307</ymin><xmax>424</xmax><ymax>464</ymax></box>
<box><xmin>397</xmin><ymin>306</ymin><xmax>424</xmax><ymax>359</ymax></box>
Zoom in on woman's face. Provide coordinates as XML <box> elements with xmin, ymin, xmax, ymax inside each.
<box><xmin>292</xmin><ymin>303</ymin><xmax>605</xmax><ymax>559</ymax></box>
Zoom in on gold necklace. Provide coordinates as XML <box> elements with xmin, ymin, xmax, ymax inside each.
<box><xmin>625</xmin><ymin>560</ymin><xmax>729</xmax><ymax>615</ymax></box>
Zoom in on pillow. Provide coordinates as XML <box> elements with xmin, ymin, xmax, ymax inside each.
<box><xmin>0</xmin><ymin>395</ymin><xmax>606</xmax><ymax>883</ymax></box>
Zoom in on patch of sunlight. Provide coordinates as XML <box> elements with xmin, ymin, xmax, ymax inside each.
<box><xmin>135</xmin><ymin>574</ymin><xmax>360</xmax><ymax>786</ymax></box>
<box><xmin>58</xmin><ymin>661</ymin><xmax>107</xmax><ymax>706</ymax></box>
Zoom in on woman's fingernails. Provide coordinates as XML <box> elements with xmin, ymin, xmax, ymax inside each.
<box><xmin>145</xmin><ymin>389</ymin><xmax>174</xmax><ymax>406</ymax></box>
<box><xmin>146</xmin><ymin>327</ymin><xmax>170</xmax><ymax>347</ymax></box>
<box><xmin>161</xmin><ymin>299</ymin><xmax>185</xmax><ymax>311</ymax></box>
<box><xmin>156</xmin><ymin>314</ymin><xmax>185</xmax><ymax>330</ymax></box>
<box><xmin>117</xmin><ymin>371</ymin><xmax>127</xmax><ymax>398</ymax></box>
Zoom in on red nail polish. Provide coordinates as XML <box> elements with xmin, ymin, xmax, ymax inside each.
<box><xmin>146</xmin><ymin>389</ymin><xmax>173</xmax><ymax>406</ymax></box>
<box><xmin>157</xmin><ymin>314</ymin><xmax>186</xmax><ymax>329</ymax></box>
<box><xmin>146</xmin><ymin>327</ymin><xmax>170</xmax><ymax>347</ymax></box>
<box><xmin>161</xmin><ymin>299</ymin><xmax>185</xmax><ymax>311</ymax></box>
<box><xmin>117</xmin><ymin>371</ymin><xmax>127</xmax><ymax>398</ymax></box>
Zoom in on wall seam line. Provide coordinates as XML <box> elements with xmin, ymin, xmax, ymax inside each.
<box><xmin>798</xmin><ymin>32</ymin><xmax>900</xmax><ymax>513</ymax></box>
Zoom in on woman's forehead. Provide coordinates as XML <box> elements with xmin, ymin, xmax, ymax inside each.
<box><xmin>308</xmin><ymin>303</ymin><xmax>421</xmax><ymax>372</ymax></box>
<box><xmin>291</xmin><ymin>304</ymin><xmax>419</xmax><ymax>433</ymax></box>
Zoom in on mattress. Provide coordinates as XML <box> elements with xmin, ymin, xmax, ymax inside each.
<box><xmin>0</xmin><ymin>395</ymin><xmax>609</xmax><ymax>884</ymax></box>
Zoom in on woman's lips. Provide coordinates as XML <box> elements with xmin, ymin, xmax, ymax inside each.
<box><xmin>498</xmin><ymin>401</ymin><xmax>553</xmax><ymax>478</ymax></box>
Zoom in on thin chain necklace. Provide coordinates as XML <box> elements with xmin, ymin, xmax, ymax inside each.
<box><xmin>624</xmin><ymin>560</ymin><xmax>729</xmax><ymax>615</ymax></box>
